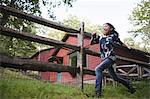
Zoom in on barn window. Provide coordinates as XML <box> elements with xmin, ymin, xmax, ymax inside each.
<box><xmin>69</xmin><ymin>52</ymin><xmax>77</xmax><ymax>67</ymax></box>
<box><xmin>69</xmin><ymin>52</ymin><xmax>87</xmax><ymax>67</ymax></box>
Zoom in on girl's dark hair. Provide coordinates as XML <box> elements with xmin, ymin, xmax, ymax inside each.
<box><xmin>105</xmin><ymin>23</ymin><xmax>115</xmax><ymax>30</ymax></box>
<box><xmin>105</xmin><ymin>23</ymin><xmax>119</xmax><ymax>35</ymax></box>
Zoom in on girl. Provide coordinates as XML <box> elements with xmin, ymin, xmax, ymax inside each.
<box><xmin>90</xmin><ymin>23</ymin><xmax>136</xmax><ymax>97</ymax></box>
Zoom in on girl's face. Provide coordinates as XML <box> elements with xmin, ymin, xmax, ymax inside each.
<box><xmin>102</xmin><ymin>23</ymin><xmax>111</xmax><ymax>35</ymax></box>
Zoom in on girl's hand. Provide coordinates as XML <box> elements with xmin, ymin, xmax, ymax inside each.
<box><xmin>92</xmin><ymin>32</ymin><xmax>97</xmax><ymax>37</ymax></box>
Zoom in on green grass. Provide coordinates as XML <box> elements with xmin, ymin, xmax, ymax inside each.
<box><xmin>0</xmin><ymin>69</ymin><xmax>150</xmax><ymax>99</ymax></box>
<box><xmin>84</xmin><ymin>81</ymin><xmax>150</xmax><ymax>99</ymax></box>
<box><xmin>0</xmin><ymin>79</ymin><xmax>86</xmax><ymax>99</ymax></box>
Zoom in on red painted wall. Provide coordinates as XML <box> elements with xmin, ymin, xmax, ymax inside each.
<box><xmin>32</xmin><ymin>48</ymin><xmax>55</xmax><ymax>62</ymax></box>
<box><xmin>32</xmin><ymin>48</ymin><xmax>57</xmax><ymax>82</ymax></box>
<box><xmin>56</xmin><ymin>36</ymin><xmax>102</xmax><ymax>83</ymax></box>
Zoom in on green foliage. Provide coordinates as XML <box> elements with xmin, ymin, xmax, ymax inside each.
<box><xmin>0</xmin><ymin>0</ymin><xmax>75</xmax><ymax>18</ymax></box>
<box><xmin>47</xmin><ymin>15</ymin><xmax>102</xmax><ymax>41</ymax></box>
<box><xmin>124</xmin><ymin>37</ymin><xmax>135</xmax><ymax>46</ymax></box>
<box><xmin>63</xmin><ymin>15</ymin><xmax>102</xmax><ymax>34</ymax></box>
<box><xmin>129</xmin><ymin>1</ymin><xmax>150</xmax><ymax>36</ymax></box>
<box><xmin>84</xmin><ymin>21</ymin><xmax>102</xmax><ymax>35</ymax></box>
<box><xmin>0</xmin><ymin>0</ymin><xmax>39</xmax><ymax>57</ymax></box>
<box><xmin>63</xmin><ymin>15</ymin><xmax>81</xmax><ymax>29</ymax></box>
<box><xmin>0</xmin><ymin>0</ymin><xmax>76</xmax><ymax>57</ymax></box>
<box><xmin>63</xmin><ymin>0</ymin><xmax>76</xmax><ymax>7</ymax></box>
<box><xmin>129</xmin><ymin>0</ymin><xmax>150</xmax><ymax>53</ymax></box>
<box><xmin>47</xmin><ymin>28</ymin><xmax>66</xmax><ymax>41</ymax></box>
<box><xmin>123</xmin><ymin>37</ymin><xmax>141</xmax><ymax>49</ymax></box>
<box><xmin>123</xmin><ymin>37</ymin><xmax>150</xmax><ymax>53</ymax></box>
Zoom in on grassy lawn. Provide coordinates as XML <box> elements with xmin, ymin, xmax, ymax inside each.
<box><xmin>0</xmin><ymin>69</ymin><xmax>150</xmax><ymax>99</ymax></box>
<box><xmin>84</xmin><ymin>81</ymin><xmax>150</xmax><ymax>99</ymax></box>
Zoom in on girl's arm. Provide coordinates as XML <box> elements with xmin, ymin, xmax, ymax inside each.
<box><xmin>90</xmin><ymin>33</ymin><xmax>100</xmax><ymax>45</ymax></box>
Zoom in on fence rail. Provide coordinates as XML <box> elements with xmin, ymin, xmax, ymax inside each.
<box><xmin>1</xmin><ymin>52</ymin><xmax>114</xmax><ymax>78</ymax></box>
<box><xmin>84</xmin><ymin>48</ymin><xmax>150</xmax><ymax>68</ymax></box>
<box><xmin>0</xmin><ymin>5</ymin><xmax>91</xmax><ymax>37</ymax></box>
<box><xmin>0</xmin><ymin>53</ymin><xmax>79</xmax><ymax>73</ymax></box>
<box><xmin>0</xmin><ymin>26</ymin><xmax>80</xmax><ymax>51</ymax></box>
<box><xmin>0</xmin><ymin>5</ymin><xmax>78</xmax><ymax>33</ymax></box>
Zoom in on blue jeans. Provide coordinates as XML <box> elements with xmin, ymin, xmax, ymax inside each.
<box><xmin>95</xmin><ymin>58</ymin><xmax>130</xmax><ymax>93</ymax></box>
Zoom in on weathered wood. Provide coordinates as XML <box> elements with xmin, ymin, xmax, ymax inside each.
<box><xmin>77</xmin><ymin>23</ymin><xmax>84</xmax><ymax>88</ymax></box>
<box><xmin>84</xmin><ymin>48</ymin><xmax>100</xmax><ymax>57</ymax></box>
<box><xmin>126</xmin><ymin>66</ymin><xmax>137</xmax><ymax>76</ymax></box>
<box><xmin>84</xmin><ymin>45</ymin><xmax>149</xmax><ymax>63</ymax></box>
<box><xmin>83</xmin><ymin>69</ymin><xmax>95</xmax><ymax>76</ymax></box>
<box><xmin>114</xmin><ymin>44</ymin><xmax>150</xmax><ymax>58</ymax></box>
<box><xmin>0</xmin><ymin>26</ymin><xmax>80</xmax><ymax>51</ymax></box>
<box><xmin>79</xmin><ymin>22</ymin><xmax>84</xmax><ymax>90</ymax></box>
<box><xmin>0</xmin><ymin>53</ymin><xmax>131</xmax><ymax>79</ymax></box>
<box><xmin>116</xmin><ymin>65</ymin><xmax>137</xmax><ymax>68</ymax></box>
<box><xmin>143</xmin><ymin>68</ymin><xmax>150</xmax><ymax>78</ymax></box>
<box><xmin>0</xmin><ymin>53</ymin><xmax>98</xmax><ymax>76</ymax></box>
<box><xmin>0</xmin><ymin>5</ymin><xmax>79</xmax><ymax>33</ymax></box>
<box><xmin>0</xmin><ymin>53</ymin><xmax>79</xmax><ymax>73</ymax></box>
<box><xmin>143</xmin><ymin>74</ymin><xmax>150</xmax><ymax>77</ymax></box>
<box><xmin>137</xmin><ymin>66</ymin><xmax>142</xmax><ymax>78</ymax></box>
<box><xmin>83</xmin><ymin>69</ymin><xmax>113</xmax><ymax>77</ymax></box>
<box><xmin>128</xmin><ymin>74</ymin><xmax>139</xmax><ymax>76</ymax></box>
<box><xmin>143</xmin><ymin>68</ymin><xmax>150</xmax><ymax>73</ymax></box>
<box><xmin>84</xmin><ymin>48</ymin><xmax>150</xmax><ymax>68</ymax></box>
<box><xmin>116</xmin><ymin>55</ymin><xmax>150</xmax><ymax>68</ymax></box>
<box><xmin>0</xmin><ymin>5</ymin><xmax>92</xmax><ymax>37</ymax></box>
<box><xmin>117</xmin><ymin>69</ymin><xmax>127</xmax><ymax>75</ymax></box>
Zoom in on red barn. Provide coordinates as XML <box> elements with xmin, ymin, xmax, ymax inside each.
<box><xmin>31</xmin><ymin>48</ymin><xmax>58</xmax><ymax>82</ymax></box>
<box><xmin>31</xmin><ymin>34</ymin><xmax>150</xmax><ymax>83</ymax></box>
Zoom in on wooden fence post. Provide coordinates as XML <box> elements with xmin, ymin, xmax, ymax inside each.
<box><xmin>77</xmin><ymin>22</ymin><xmax>84</xmax><ymax>91</ymax></box>
<box><xmin>137</xmin><ymin>65</ymin><xmax>142</xmax><ymax>79</ymax></box>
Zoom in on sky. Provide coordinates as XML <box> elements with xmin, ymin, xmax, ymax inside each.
<box><xmin>42</xmin><ymin>0</ymin><xmax>142</xmax><ymax>41</ymax></box>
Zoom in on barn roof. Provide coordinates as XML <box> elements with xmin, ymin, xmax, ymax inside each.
<box><xmin>51</xmin><ymin>33</ymin><xmax>77</xmax><ymax>56</ymax></box>
<box><xmin>31</xmin><ymin>48</ymin><xmax>54</xmax><ymax>59</ymax></box>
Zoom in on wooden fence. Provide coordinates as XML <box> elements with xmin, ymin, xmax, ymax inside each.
<box><xmin>0</xmin><ymin>5</ymin><xmax>150</xmax><ymax>91</ymax></box>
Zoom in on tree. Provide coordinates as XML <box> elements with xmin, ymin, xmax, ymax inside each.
<box><xmin>124</xmin><ymin>37</ymin><xmax>150</xmax><ymax>53</ymax></box>
<box><xmin>123</xmin><ymin>37</ymin><xmax>140</xmax><ymax>49</ymax></box>
<box><xmin>123</xmin><ymin>37</ymin><xmax>135</xmax><ymax>46</ymax></box>
<box><xmin>47</xmin><ymin>15</ymin><xmax>102</xmax><ymax>41</ymax></box>
<box><xmin>0</xmin><ymin>0</ymin><xmax>76</xmax><ymax>57</ymax></box>
<box><xmin>129</xmin><ymin>0</ymin><xmax>150</xmax><ymax>53</ymax></box>
<box><xmin>63</xmin><ymin>15</ymin><xmax>102</xmax><ymax>34</ymax></box>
